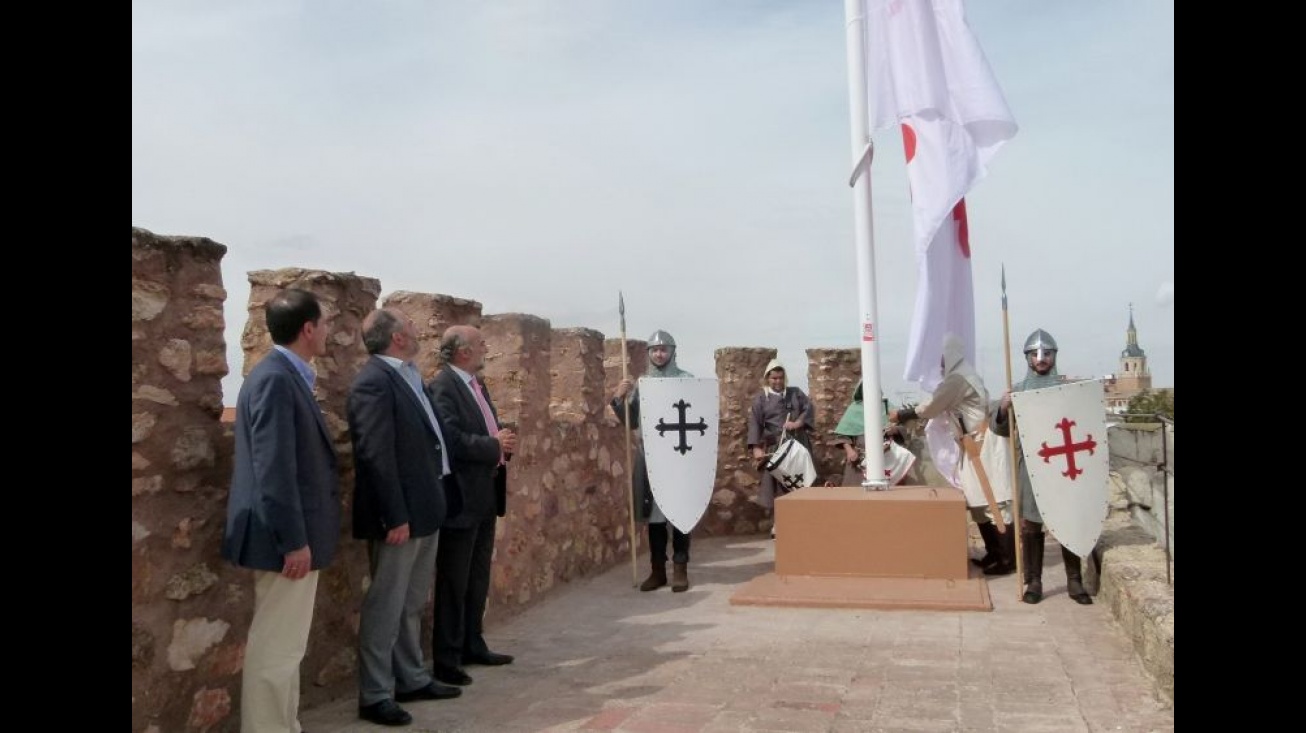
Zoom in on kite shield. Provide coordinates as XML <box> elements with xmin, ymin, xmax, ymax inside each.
<box><xmin>1010</xmin><ymin>379</ymin><xmax>1110</xmax><ymax>557</ymax></box>
<box><xmin>638</xmin><ymin>377</ymin><xmax>719</xmax><ymax>533</ymax></box>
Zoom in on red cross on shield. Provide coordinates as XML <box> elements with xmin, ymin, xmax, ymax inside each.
<box><xmin>1010</xmin><ymin>379</ymin><xmax>1110</xmax><ymax>558</ymax></box>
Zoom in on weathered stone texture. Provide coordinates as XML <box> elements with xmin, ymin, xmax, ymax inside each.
<box><xmin>806</xmin><ymin>348</ymin><xmax>862</xmax><ymax>483</ymax></box>
<box><xmin>133</xmin><ymin>412</ymin><xmax>157</xmax><ymax>444</ymax></box>
<box><xmin>171</xmin><ymin>426</ymin><xmax>216</xmax><ymax>471</ymax></box>
<box><xmin>187</xmin><ymin>687</ymin><xmax>232</xmax><ymax>732</ymax></box>
<box><xmin>1109</xmin><ymin>423</ymin><xmax>1174</xmax><ymax>555</ymax></box>
<box><xmin>703</xmin><ymin>347</ymin><xmax>776</xmax><ymax>535</ymax></box>
<box><xmin>549</xmin><ymin>328</ymin><xmax>606</xmax><ymax>423</ymax></box>
<box><xmin>132</xmin><ymin>622</ymin><xmax>155</xmax><ymax>669</ymax></box>
<box><xmin>1098</xmin><ymin>474</ymin><xmax>1175</xmax><ymax>704</ymax></box>
<box><xmin>158</xmin><ymin>338</ymin><xmax>193</xmax><ymax>382</ymax></box>
<box><xmin>132</xmin><ymin>226</ymin><xmax>979</xmax><ymax>733</ymax></box>
<box><xmin>481</xmin><ymin>313</ymin><xmax>552</xmax><ymax>432</ymax></box>
<box><xmin>132</xmin><ymin>228</ymin><xmax>238</xmax><ymax>732</ymax></box>
<box><xmin>168</xmin><ymin>617</ymin><xmax>231</xmax><ymax>671</ymax></box>
<box><xmin>164</xmin><ymin>563</ymin><xmax>220</xmax><ymax>601</ymax></box>
<box><xmin>603</xmin><ymin>337</ymin><xmax>648</xmax><ymax>392</ymax></box>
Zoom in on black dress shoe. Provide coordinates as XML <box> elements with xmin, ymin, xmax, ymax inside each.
<box><xmin>432</xmin><ymin>666</ymin><xmax>474</xmax><ymax>686</ymax></box>
<box><xmin>396</xmin><ymin>680</ymin><xmax>463</xmax><ymax>702</ymax></box>
<box><xmin>358</xmin><ymin>699</ymin><xmax>413</xmax><ymax>727</ymax></box>
<box><xmin>462</xmin><ymin>650</ymin><xmax>514</xmax><ymax>666</ymax></box>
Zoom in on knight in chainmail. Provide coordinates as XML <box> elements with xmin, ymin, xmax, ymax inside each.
<box><xmin>611</xmin><ymin>330</ymin><xmax>696</xmax><ymax>592</ymax></box>
<box><xmin>990</xmin><ymin>328</ymin><xmax>1092</xmax><ymax>605</ymax></box>
<box><xmin>889</xmin><ymin>333</ymin><xmax>1016</xmax><ymax>576</ymax></box>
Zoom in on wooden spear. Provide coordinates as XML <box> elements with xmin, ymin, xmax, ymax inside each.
<box><xmin>1001</xmin><ymin>265</ymin><xmax>1023</xmax><ymax>598</ymax></box>
<box><xmin>619</xmin><ymin>292</ymin><xmax>638</xmax><ymax>587</ymax></box>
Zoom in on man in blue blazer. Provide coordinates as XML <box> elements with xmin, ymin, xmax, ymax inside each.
<box><xmin>348</xmin><ymin>308</ymin><xmax>461</xmax><ymax>727</ymax></box>
<box><xmin>221</xmin><ymin>288</ymin><xmax>339</xmax><ymax>733</ymax></box>
<box><xmin>427</xmin><ymin>324</ymin><xmax>518</xmax><ymax>686</ymax></box>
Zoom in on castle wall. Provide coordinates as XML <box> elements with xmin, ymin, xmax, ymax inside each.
<box><xmin>131</xmin><ymin>227</ymin><xmax>917</xmax><ymax>732</ymax></box>
<box><xmin>707</xmin><ymin>347</ymin><xmax>776</xmax><ymax>534</ymax></box>
<box><xmin>1108</xmin><ymin>423</ymin><xmax>1175</xmax><ymax>556</ymax></box>
<box><xmin>805</xmin><ymin>347</ymin><xmax>862</xmax><ymax>483</ymax></box>
<box><xmin>132</xmin><ymin>229</ymin><xmax>235</xmax><ymax>733</ymax></box>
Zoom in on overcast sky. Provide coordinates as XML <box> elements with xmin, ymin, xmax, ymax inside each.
<box><xmin>132</xmin><ymin>0</ymin><xmax>1174</xmax><ymax>407</ymax></box>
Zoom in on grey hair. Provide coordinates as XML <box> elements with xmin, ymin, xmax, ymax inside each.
<box><xmin>362</xmin><ymin>309</ymin><xmax>405</xmax><ymax>355</ymax></box>
<box><xmin>438</xmin><ymin>328</ymin><xmax>470</xmax><ymax>362</ymax></box>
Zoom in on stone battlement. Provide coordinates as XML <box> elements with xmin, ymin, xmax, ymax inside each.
<box><xmin>131</xmin><ymin>228</ymin><xmax>1172</xmax><ymax>731</ymax></box>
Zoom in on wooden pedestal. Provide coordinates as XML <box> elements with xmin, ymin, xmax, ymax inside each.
<box><xmin>730</xmin><ymin>485</ymin><xmax>992</xmax><ymax>611</ymax></box>
<box><xmin>775</xmin><ymin>486</ymin><xmax>968</xmax><ymax>578</ymax></box>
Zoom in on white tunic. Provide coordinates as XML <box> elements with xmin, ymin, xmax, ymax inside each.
<box><xmin>916</xmin><ymin>372</ymin><xmax>1012</xmax><ymax>508</ymax></box>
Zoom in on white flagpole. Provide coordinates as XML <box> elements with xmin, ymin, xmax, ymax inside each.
<box><xmin>844</xmin><ymin>0</ymin><xmax>887</xmax><ymax>489</ymax></box>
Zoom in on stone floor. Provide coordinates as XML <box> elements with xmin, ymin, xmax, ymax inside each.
<box><xmin>300</xmin><ymin>535</ymin><xmax>1173</xmax><ymax>732</ymax></box>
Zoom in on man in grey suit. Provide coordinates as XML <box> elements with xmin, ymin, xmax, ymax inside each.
<box><xmin>427</xmin><ymin>325</ymin><xmax>518</xmax><ymax>686</ymax></box>
<box><xmin>222</xmin><ymin>288</ymin><xmax>339</xmax><ymax>733</ymax></box>
<box><xmin>348</xmin><ymin>309</ymin><xmax>462</xmax><ymax>727</ymax></box>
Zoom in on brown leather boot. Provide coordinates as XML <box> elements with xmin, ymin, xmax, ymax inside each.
<box><xmin>640</xmin><ymin>563</ymin><xmax>667</xmax><ymax>592</ymax></box>
<box><xmin>671</xmin><ymin>562</ymin><xmax>689</xmax><ymax>592</ymax></box>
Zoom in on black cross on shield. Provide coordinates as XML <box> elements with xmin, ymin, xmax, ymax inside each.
<box><xmin>637</xmin><ymin>377</ymin><xmax>720</xmax><ymax>534</ymax></box>
<box><xmin>654</xmin><ymin>399</ymin><xmax>708</xmax><ymax>455</ymax></box>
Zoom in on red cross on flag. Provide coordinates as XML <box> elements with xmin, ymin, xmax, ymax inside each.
<box><xmin>1010</xmin><ymin>379</ymin><xmax>1111</xmax><ymax>557</ymax></box>
<box><xmin>865</xmin><ymin>0</ymin><xmax>1017</xmax><ymax>390</ymax></box>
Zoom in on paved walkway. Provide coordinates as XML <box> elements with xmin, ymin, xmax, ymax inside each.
<box><xmin>302</xmin><ymin>535</ymin><xmax>1174</xmax><ymax>733</ymax></box>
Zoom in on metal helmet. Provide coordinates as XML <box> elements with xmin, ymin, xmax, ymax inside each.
<box><xmin>647</xmin><ymin>329</ymin><xmax>676</xmax><ymax>348</ymax></box>
<box><xmin>1023</xmin><ymin>328</ymin><xmax>1058</xmax><ymax>371</ymax></box>
<box><xmin>1023</xmin><ymin>328</ymin><xmax>1058</xmax><ymax>355</ymax></box>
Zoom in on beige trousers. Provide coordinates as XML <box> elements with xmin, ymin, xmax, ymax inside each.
<box><xmin>241</xmin><ymin>570</ymin><xmax>319</xmax><ymax>733</ymax></box>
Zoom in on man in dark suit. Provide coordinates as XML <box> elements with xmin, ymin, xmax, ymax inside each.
<box><xmin>348</xmin><ymin>308</ymin><xmax>462</xmax><ymax>727</ymax></box>
<box><xmin>427</xmin><ymin>324</ymin><xmax>518</xmax><ymax>686</ymax></box>
<box><xmin>222</xmin><ymin>288</ymin><xmax>339</xmax><ymax>733</ymax></box>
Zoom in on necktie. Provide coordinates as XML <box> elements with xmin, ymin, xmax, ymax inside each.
<box><xmin>402</xmin><ymin>363</ymin><xmax>451</xmax><ymax>475</ymax></box>
<box><xmin>468</xmin><ymin>376</ymin><xmax>499</xmax><ymax>436</ymax></box>
<box><xmin>469</xmin><ymin>376</ymin><xmax>508</xmax><ymax>466</ymax></box>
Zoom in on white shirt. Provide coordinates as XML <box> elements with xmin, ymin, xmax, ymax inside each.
<box><xmin>378</xmin><ymin>355</ymin><xmax>451</xmax><ymax>476</ymax></box>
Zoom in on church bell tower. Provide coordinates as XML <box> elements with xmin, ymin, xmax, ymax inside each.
<box><xmin>1115</xmin><ymin>304</ymin><xmax>1151</xmax><ymax>394</ymax></box>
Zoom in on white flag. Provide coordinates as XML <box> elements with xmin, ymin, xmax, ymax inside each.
<box><xmin>866</xmin><ymin>0</ymin><xmax>1017</xmax><ymax>390</ymax></box>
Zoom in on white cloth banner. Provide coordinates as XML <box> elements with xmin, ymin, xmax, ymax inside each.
<box><xmin>865</xmin><ymin>0</ymin><xmax>1017</xmax><ymax>390</ymax></box>
<box><xmin>958</xmin><ymin>430</ymin><xmax>1013</xmax><ymax>509</ymax></box>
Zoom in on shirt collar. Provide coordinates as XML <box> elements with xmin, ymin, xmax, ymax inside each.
<box><xmin>450</xmin><ymin>364</ymin><xmax>475</xmax><ymax>385</ymax></box>
<box><xmin>273</xmin><ymin>345</ymin><xmax>316</xmax><ymax>390</ymax></box>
